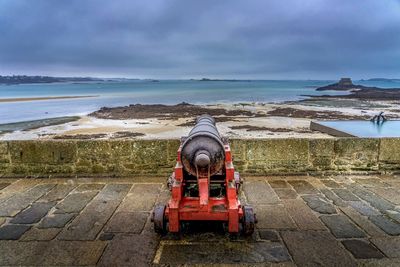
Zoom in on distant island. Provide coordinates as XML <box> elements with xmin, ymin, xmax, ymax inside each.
<box><xmin>314</xmin><ymin>77</ymin><xmax>400</xmax><ymax>100</ymax></box>
<box><xmin>195</xmin><ymin>78</ymin><xmax>251</xmax><ymax>82</ymax></box>
<box><xmin>0</xmin><ymin>75</ymin><xmax>106</xmax><ymax>85</ymax></box>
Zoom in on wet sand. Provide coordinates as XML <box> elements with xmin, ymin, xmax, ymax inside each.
<box><xmin>0</xmin><ymin>95</ymin><xmax>98</xmax><ymax>103</ymax></box>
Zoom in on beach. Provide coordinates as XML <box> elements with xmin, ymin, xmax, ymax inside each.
<box><xmin>1</xmin><ymin>79</ymin><xmax>400</xmax><ymax>140</ymax></box>
<box><xmin>1</xmin><ymin>98</ymin><xmax>399</xmax><ymax>140</ymax></box>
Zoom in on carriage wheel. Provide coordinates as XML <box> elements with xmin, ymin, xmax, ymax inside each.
<box><xmin>242</xmin><ymin>205</ymin><xmax>255</xmax><ymax>236</ymax></box>
<box><xmin>152</xmin><ymin>204</ymin><xmax>167</xmax><ymax>234</ymax></box>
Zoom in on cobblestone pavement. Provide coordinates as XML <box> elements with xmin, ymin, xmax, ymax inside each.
<box><xmin>0</xmin><ymin>175</ymin><xmax>400</xmax><ymax>266</ymax></box>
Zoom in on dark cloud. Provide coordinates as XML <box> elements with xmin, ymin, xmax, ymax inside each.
<box><xmin>0</xmin><ymin>0</ymin><xmax>399</xmax><ymax>79</ymax></box>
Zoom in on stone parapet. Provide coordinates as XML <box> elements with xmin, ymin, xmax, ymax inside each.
<box><xmin>0</xmin><ymin>138</ymin><xmax>399</xmax><ymax>177</ymax></box>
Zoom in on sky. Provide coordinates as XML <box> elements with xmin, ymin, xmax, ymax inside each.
<box><xmin>0</xmin><ymin>0</ymin><xmax>400</xmax><ymax>79</ymax></box>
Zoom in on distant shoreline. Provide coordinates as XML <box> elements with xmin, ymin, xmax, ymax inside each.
<box><xmin>0</xmin><ymin>95</ymin><xmax>98</xmax><ymax>103</ymax></box>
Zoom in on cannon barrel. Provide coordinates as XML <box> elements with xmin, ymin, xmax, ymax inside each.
<box><xmin>181</xmin><ymin>115</ymin><xmax>225</xmax><ymax>177</ymax></box>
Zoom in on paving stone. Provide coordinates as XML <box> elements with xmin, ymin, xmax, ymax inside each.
<box><xmin>157</xmin><ymin>241</ymin><xmax>291</xmax><ymax>264</ymax></box>
<box><xmin>320</xmin><ymin>179</ymin><xmax>342</xmax><ymax>188</ymax></box>
<box><xmin>283</xmin><ymin>199</ymin><xmax>326</xmax><ymax>230</ymax></box>
<box><xmin>302</xmin><ymin>195</ymin><xmax>337</xmax><ymax>214</ymax></box>
<box><xmin>268</xmin><ymin>180</ymin><xmax>290</xmax><ymax>188</ymax></box>
<box><xmin>369</xmin><ymin>187</ymin><xmax>400</xmax><ymax>205</ymax></box>
<box><xmin>349</xmin><ymin>187</ymin><xmax>395</xmax><ymax>212</ymax></box>
<box><xmin>10</xmin><ymin>202</ymin><xmax>55</xmax><ymax>224</ymax></box>
<box><xmin>332</xmin><ymin>188</ymin><xmax>360</xmax><ymax>201</ymax></box>
<box><xmin>255</xmin><ymin>204</ymin><xmax>296</xmax><ymax>229</ymax></box>
<box><xmin>99</xmin><ymin>234</ymin><xmax>160</xmax><ymax>266</ymax></box>
<box><xmin>385</xmin><ymin>210</ymin><xmax>400</xmax><ymax>223</ymax></box>
<box><xmin>348</xmin><ymin>201</ymin><xmax>380</xmax><ymax>216</ymax></box>
<box><xmin>320</xmin><ymin>214</ymin><xmax>366</xmax><ymax>238</ymax></box>
<box><xmin>0</xmin><ymin>224</ymin><xmax>31</xmax><ymax>240</ymax></box>
<box><xmin>0</xmin><ymin>179</ymin><xmax>39</xmax><ymax>203</ymax></box>
<box><xmin>274</xmin><ymin>188</ymin><xmax>298</xmax><ymax>199</ymax></box>
<box><xmin>371</xmin><ymin>237</ymin><xmax>400</xmax><ymax>258</ymax></box>
<box><xmin>288</xmin><ymin>180</ymin><xmax>319</xmax><ymax>194</ymax></box>
<box><xmin>320</xmin><ymin>189</ymin><xmax>347</xmax><ymax>207</ymax></box>
<box><xmin>37</xmin><ymin>184</ymin><xmax>77</xmax><ymax>203</ymax></box>
<box><xmin>0</xmin><ymin>217</ymin><xmax>4</xmax><ymax>226</ymax></box>
<box><xmin>104</xmin><ymin>211</ymin><xmax>148</xmax><ymax>233</ymax></box>
<box><xmin>54</xmin><ymin>190</ymin><xmax>98</xmax><ymax>213</ymax></box>
<box><xmin>281</xmin><ymin>230</ymin><xmax>356</xmax><ymax>267</ymax></box>
<box><xmin>0</xmin><ymin>240</ymin><xmax>106</xmax><ymax>266</ymax></box>
<box><xmin>259</xmin><ymin>229</ymin><xmax>280</xmax><ymax>242</ymax></box>
<box><xmin>0</xmin><ymin>184</ymin><xmax>55</xmax><ymax>216</ymax></box>
<box><xmin>99</xmin><ymin>232</ymin><xmax>114</xmax><ymax>240</ymax></box>
<box><xmin>156</xmin><ymin>187</ymin><xmax>171</xmax><ymax>205</ymax></box>
<box><xmin>355</xmin><ymin>178</ymin><xmax>390</xmax><ymax>187</ymax></box>
<box><xmin>340</xmin><ymin>206</ymin><xmax>386</xmax><ymax>237</ymax></box>
<box><xmin>38</xmin><ymin>213</ymin><xmax>75</xmax><ymax>228</ymax></box>
<box><xmin>369</xmin><ymin>215</ymin><xmax>400</xmax><ymax>236</ymax></box>
<box><xmin>20</xmin><ymin>227</ymin><xmax>61</xmax><ymax>241</ymax></box>
<box><xmin>74</xmin><ymin>183</ymin><xmax>105</xmax><ymax>192</ymax></box>
<box><xmin>58</xmin><ymin>184</ymin><xmax>130</xmax><ymax>240</ymax></box>
<box><xmin>243</xmin><ymin>181</ymin><xmax>280</xmax><ymax>205</ymax></box>
<box><xmin>357</xmin><ymin>258</ymin><xmax>400</xmax><ymax>266</ymax></box>
<box><xmin>118</xmin><ymin>183</ymin><xmax>162</xmax><ymax>212</ymax></box>
<box><xmin>341</xmin><ymin>239</ymin><xmax>384</xmax><ymax>259</ymax></box>
<box><xmin>0</xmin><ymin>183</ymin><xmax>10</xmax><ymax>191</ymax></box>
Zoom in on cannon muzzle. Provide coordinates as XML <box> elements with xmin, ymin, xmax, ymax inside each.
<box><xmin>181</xmin><ymin>114</ymin><xmax>225</xmax><ymax>177</ymax></box>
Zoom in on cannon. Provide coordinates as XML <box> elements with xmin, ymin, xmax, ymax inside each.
<box><xmin>152</xmin><ymin>114</ymin><xmax>256</xmax><ymax>235</ymax></box>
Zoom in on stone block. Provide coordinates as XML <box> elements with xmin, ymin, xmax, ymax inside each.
<box><xmin>37</xmin><ymin>184</ymin><xmax>77</xmax><ymax>203</ymax></box>
<box><xmin>268</xmin><ymin>180</ymin><xmax>290</xmax><ymax>188</ymax></box>
<box><xmin>118</xmin><ymin>183</ymin><xmax>161</xmax><ymax>212</ymax></box>
<box><xmin>288</xmin><ymin>180</ymin><xmax>319</xmax><ymax>194</ymax></box>
<box><xmin>342</xmin><ymin>239</ymin><xmax>384</xmax><ymax>259</ymax></box>
<box><xmin>380</xmin><ymin>138</ymin><xmax>400</xmax><ymax>163</ymax></box>
<box><xmin>0</xmin><ymin>224</ymin><xmax>31</xmax><ymax>240</ymax></box>
<box><xmin>331</xmin><ymin>188</ymin><xmax>359</xmax><ymax>201</ymax></box>
<box><xmin>340</xmin><ymin>206</ymin><xmax>386</xmax><ymax>237</ymax></box>
<box><xmin>243</xmin><ymin>139</ymin><xmax>310</xmax><ymax>172</ymax></box>
<box><xmin>371</xmin><ymin>237</ymin><xmax>400</xmax><ymax>258</ymax></box>
<box><xmin>8</xmin><ymin>140</ymin><xmax>77</xmax><ymax>164</ymax></box>
<box><xmin>20</xmin><ymin>228</ymin><xmax>61</xmax><ymax>241</ymax></box>
<box><xmin>283</xmin><ymin>199</ymin><xmax>326</xmax><ymax>230</ymax></box>
<box><xmin>38</xmin><ymin>213</ymin><xmax>75</xmax><ymax>228</ymax></box>
<box><xmin>244</xmin><ymin>180</ymin><xmax>280</xmax><ymax>205</ymax></box>
<box><xmin>309</xmin><ymin>139</ymin><xmax>334</xmax><ymax>170</ymax></box>
<box><xmin>274</xmin><ymin>188</ymin><xmax>298</xmax><ymax>199</ymax></box>
<box><xmin>302</xmin><ymin>195</ymin><xmax>337</xmax><ymax>214</ymax></box>
<box><xmin>281</xmin><ymin>230</ymin><xmax>356</xmax><ymax>267</ymax></box>
<box><xmin>368</xmin><ymin>215</ymin><xmax>400</xmax><ymax>236</ymax></box>
<box><xmin>58</xmin><ymin>184</ymin><xmax>130</xmax><ymax>240</ymax></box>
<box><xmin>10</xmin><ymin>202</ymin><xmax>55</xmax><ymax>224</ymax></box>
<box><xmin>0</xmin><ymin>184</ymin><xmax>55</xmax><ymax>216</ymax></box>
<box><xmin>255</xmin><ymin>204</ymin><xmax>296</xmax><ymax>229</ymax></box>
<box><xmin>104</xmin><ymin>212</ymin><xmax>148</xmax><ymax>233</ymax></box>
<box><xmin>99</xmin><ymin>234</ymin><xmax>160</xmax><ymax>266</ymax></box>
<box><xmin>320</xmin><ymin>179</ymin><xmax>342</xmax><ymax>188</ymax></box>
<box><xmin>334</xmin><ymin>138</ymin><xmax>379</xmax><ymax>170</ymax></box>
<box><xmin>54</xmin><ymin>190</ymin><xmax>98</xmax><ymax>214</ymax></box>
<box><xmin>259</xmin><ymin>229</ymin><xmax>280</xmax><ymax>242</ymax></box>
<box><xmin>320</xmin><ymin>214</ymin><xmax>366</xmax><ymax>238</ymax></box>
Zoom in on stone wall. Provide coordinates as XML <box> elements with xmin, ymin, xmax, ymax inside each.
<box><xmin>0</xmin><ymin>138</ymin><xmax>399</xmax><ymax>178</ymax></box>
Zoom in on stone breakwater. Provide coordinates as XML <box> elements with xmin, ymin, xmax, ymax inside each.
<box><xmin>0</xmin><ymin>138</ymin><xmax>400</xmax><ymax>177</ymax></box>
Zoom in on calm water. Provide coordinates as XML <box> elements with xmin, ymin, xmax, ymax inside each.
<box><xmin>0</xmin><ymin>79</ymin><xmax>399</xmax><ymax>124</ymax></box>
<box><xmin>317</xmin><ymin>120</ymin><xmax>400</xmax><ymax>137</ymax></box>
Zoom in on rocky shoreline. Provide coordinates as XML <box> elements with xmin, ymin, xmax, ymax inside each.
<box><xmin>310</xmin><ymin>78</ymin><xmax>400</xmax><ymax>100</ymax></box>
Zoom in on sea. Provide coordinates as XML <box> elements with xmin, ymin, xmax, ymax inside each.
<box><xmin>0</xmin><ymin>79</ymin><xmax>399</xmax><ymax>124</ymax></box>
